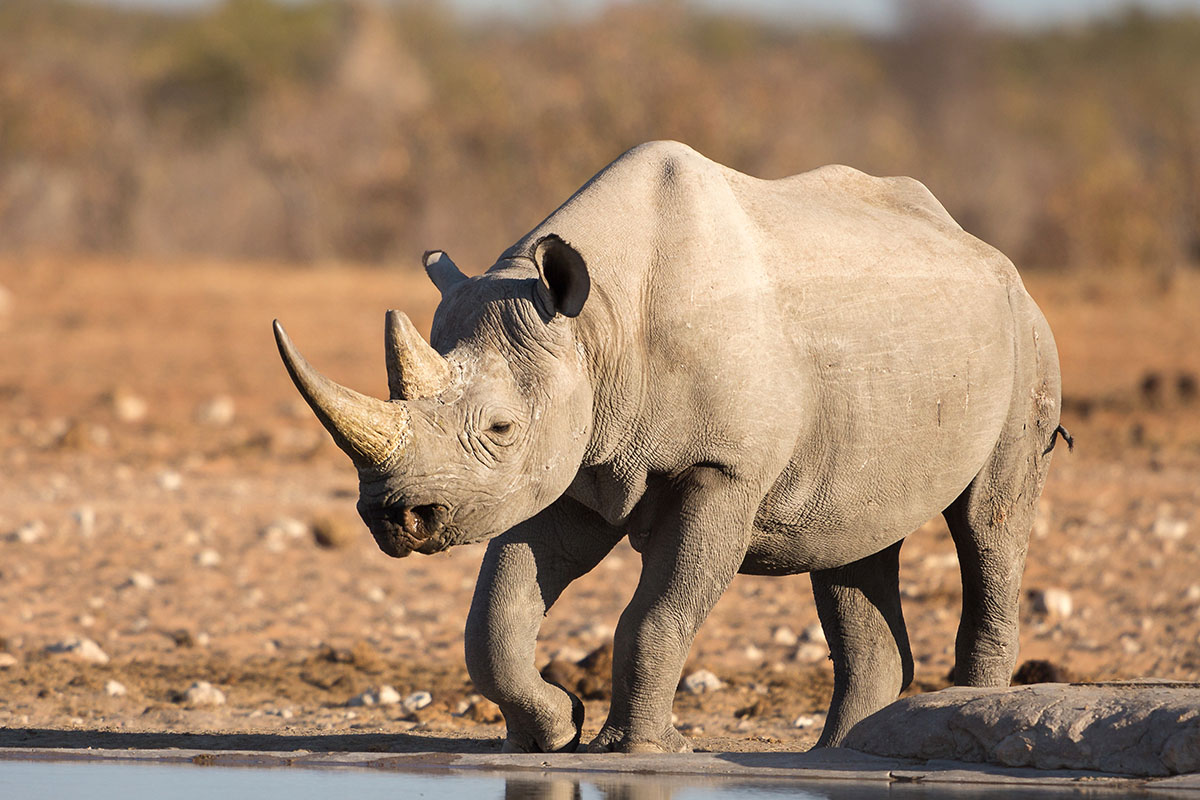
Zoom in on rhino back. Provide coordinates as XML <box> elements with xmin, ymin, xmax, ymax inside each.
<box><xmin>505</xmin><ymin>142</ymin><xmax>1044</xmax><ymax>567</ymax></box>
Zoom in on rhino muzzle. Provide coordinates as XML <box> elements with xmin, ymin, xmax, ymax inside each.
<box><xmin>359</xmin><ymin>502</ymin><xmax>450</xmax><ymax>558</ymax></box>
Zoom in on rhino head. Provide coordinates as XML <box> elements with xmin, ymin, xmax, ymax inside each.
<box><xmin>274</xmin><ymin>235</ymin><xmax>593</xmax><ymax>558</ymax></box>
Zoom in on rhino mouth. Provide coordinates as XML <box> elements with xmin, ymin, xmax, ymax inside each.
<box><xmin>360</xmin><ymin>502</ymin><xmax>451</xmax><ymax>558</ymax></box>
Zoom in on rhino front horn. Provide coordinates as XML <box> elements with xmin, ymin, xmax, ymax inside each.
<box><xmin>273</xmin><ymin>320</ymin><xmax>412</xmax><ymax>470</ymax></box>
<box><xmin>385</xmin><ymin>310</ymin><xmax>451</xmax><ymax>401</ymax></box>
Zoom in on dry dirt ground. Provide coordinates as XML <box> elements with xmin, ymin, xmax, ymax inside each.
<box><xmin>1</xmin><ymin>256</ymin><xmax>1198</xmax><ymax>755</ymax></box>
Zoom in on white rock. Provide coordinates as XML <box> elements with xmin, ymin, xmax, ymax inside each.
<box><xmin>365</xmin><ymin>586</ymin><xmax>386</xmax><ymax>604</ymax></box>
<box><xmin>260</xmin><ymin>517</ymin><xmax>308</xmax><ymax>552</ymax></box>
<box><xmin>0</xmin><ymin>653</ymin><xmax>17</xmax><ymax>668</ymax></box>
<box><xmin>743</xmin><ymin>644</ymin><xmax>764</xmax><ymax>662</ymax></box>
<box><xmin>347</xmin><ymin>690</ymin><xmax>377</xmax><ymax>707</ymax></box>
<box><xmin>105</xmin><ymin>680</ymin><xmax>127</xmax><ymax>697</ymax></box>
<box><xmin>1029</xmin><ymin>587</ymin><xmax>1073</xmax><ymax>619</ymax></box>
<box><xmin>7</xmin><ymin>520</ymin><xmax>45</xmax><ymax>543</ymax></box>
<box><xmin>112</xmin><ymin>389</ymin><xmax>148</xmax><ymax>423</ymax></box>
<box><xmin>376</xmin><ymin>686</ymin><xmax>402</xmax><ymax>706</ymax></box>
<box><xmin>1153</xmin><ymin>515</ymin><xmax>1189</xmax><ymax>542</ymax></box>
<box><xmin>195</xmin><ymin>548</ymin><xmax>221</xmax><ymax>568</ymax></box>
<box><xmin>157</xmin><ymin>470</ymin><xmax>183</xmax><ymax>491</ymax></box>
<box><xmin>126</xmin><ymin>571</ymin><xmax>156</xmax><ymax>590</ymax></box>
<box><xmin>402</xmin><ymin>690</ymin><xmax>432</xmax><ymax>712</ymax></box>
<box><xmin>792</xmin><ymin>713</ymin><xmax>821</xmax><ymax>729</ymax></box>
<box><xmin>195</xmin><ymin>395</ymin><xmax>235</xmax><ymax>426</ymax></box>
<box><xmin>682</xmin><ymin>669</ymin><xmax>725</xmax><ymax>694</ymax></box>
<box><xmin>46</xmin><ymin>637</ymin><xmax>109</xmax><ymax>665</ymax></box>
<box><xmin>793</xmin><ymin>643</ymin><xmax>828</xmax><ymax>664</ymax></box>
<box><xmin>572</xmin><ymin>622</ymin><xmax>614</xmax><ymax>641</ymax></box>
<box><xmin>1186</xmin><ymin>584</ymin><xmax>1200</xmax><ymax>603</ymax></box>
<box><xmin>799</xmin><ymin>623</ymin><xmax>826</xmax><ymax>645</ymax></box>
<box><xmin>772</xmin><ymin>626</ymin><xmax>799</xmax><ymax>646</ymax></box>
<box><xmin>72</xmin><ymin>506</ymin><xmax>96</xmax><ymax>538</ymax></box>
<box><xmin>182</xmin><ymin>681</ymin><xmax>226</xmax><ymax>708</ymax></box>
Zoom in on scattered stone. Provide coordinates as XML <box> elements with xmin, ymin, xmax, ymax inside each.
<box><xmin>843</xmin><ymin>681</ymin><xmax>1200</xmax><ymax>777</ymax></box>
<box><xmin>105</xmin><ymin>680</ymin><xmax>127</xmax><ymax>697</ymax></box>
<box><xmin>799</xmin><ymin>623</ymin><xmax>826</xmax><ymax>645</ymax></box>
<box><xmin>0</xmin><ymin>653</ymin><xmax>17</xmax><ymax>669</ymax></box>
<box><xmin>347</xmin><ymin>685</ymin><xmax>400</xmax><ymax>707</ymax></box>
<box><xmin>743</xmin><ymin>644</ymin><xmax>764</xmax><ymax>662</ymax></box>
<box><xmin>1152</xmin><ymin>512</ymin><xmax>1189</xmax><ymax>542</ymax></box>
<box><xmin>260</xmin><ymin>517</ymin><xmax>308</xmax><ymax>552</ymax></box>
<box><xmin>195</xmin><ymin>548</ymin><xmax>221</xmax><ymax>568</ymax></box>
<box><xmin>156</xmin><ymin>470</ymin><xmax>183</xmax><ymax>491</ymax></box>
<box><xmin>681</xmin><ymin>669</ymin><xmax>725</xmax><ymax>694</ymax></box>
<box><xmin>571</xmin><ymin>622</ymin><xmax>613</xmax><ymax>641</ymax></box>
<box><xmin>110</xmin><ymin>388</ymin><xmax>148</xmax><ymax>423</ymax></box>
<box><xmin>124</xmin><ymin>571</ymin><xmax>156</xmax><ymax>591</ymax></box>
<box><xmin>793</xmin><ymin>643</ymin><xmax>828</xmax><ymax>664</ymax></box>
<box><xmin>772</xmin><ymin>626</ymin><xmax>798</xmax><ymax>646</ymax></box>
<box><xmin>72</xmin><ymin>506</ymin><xmax>96</xmax><ymax>538</ymax></box>
<box><xmin>311</xmin><ymin>515</ymin><xmax>356</xmax><ymax>549</ymax></box>
<box><xmin>181</xmin><ymin>681</ymin><xmax>226</xmax><ymax>708</ymax></box>
<box><xmin>364</xmin><ymin>585</ymin><xmax>386</xmax><ymax>603</ymax></box>
<box><xmin>793</xmin><ymin>713</ymin><xmax>821</xmax><ymax>729</ymax></box>
<box><xmin>402</xmin><ymin>690</ymin><xmax>432</xmax><ymax>713</ymax></box>
<box><xmin>548</xmin><ymin>646</ymin><xmax>588</xmax><ymax>664</ymax></box>
<box><xmin>1028</xmin><ymin>587</ymin><xmax>1073</xmax><ymax>619</ymax></box>
<box><xmin>6</xmin><ymin>520</ymin><xmax>45</xmax><ymax>543</ymax></box>
<box><xmin>195</xmin><ymin>395</ymin><xmax>236</xmax><ymax>426</ymax></box>
<box><xmin>46</xmin><ymin>637</ymin><xmax>109</xmax><ymax>665</ymax></box>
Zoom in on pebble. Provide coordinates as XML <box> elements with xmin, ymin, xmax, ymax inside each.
<box><xmin>125</xmin><ymin>571</ymin><xmax>156</xmax><ymax>591</ymax></box>
<box><xmin>72</xmin><ymin>506</ymin><xmax>96</xmax><ymax>538</ymax></box>
<box><xmin>348</xmin><ymin>686</ymin><xmax>401</xmax><ymax>707</ymax></box>
<box><xmin>6</xmin><ymin>520</ymin><xmax>45</xmax><ymax>544</ymax></box>
<box><xmin>182</xmin><ymin>681</ymin><xmax>226</xmax><ymax>708</ymax></box>
<box><xmin>793</xmin><ymin>713</ymin><xmax>821</xmax><ymax>729</ymax></box>
<box><xmin>1029</xmin><ymin>587</ymin><xmax>1073</xmax><ymax>619</ymax></box>
<box><xmin>1153</xmin><ymin>514</ymin><xmax>1189</xmax><ymax>542</ymax></box>
<box><xmin>572</xmin><ymin>622</ymin><xmax>614</xmax><ymax>641</ymax></box>
<box><xmin>111</xmin><ymin>388</ymin><xmax>148</xmax><ymax>423</ymax></box>
<box><xmin>105</xmin><ymin>680</ymin><xmax>127</xmax><ymax>697</ymax></box>
<box><xmin>682</xmin><ymin>669</ymin><xmax>725</xmax><ymax>694</ymax></box>
<box><xmin>402</xmin><ymin>690</ymin><xmax>432</xmax><ymax>713</ymax></box>
<box><xmin>157</xmin><ymin>470</ymin><xmax>183</xmax><ymax>491</ymax></box>
<box><xmin>772</xmin><ymin>626</ymin><xmax>799</xmax><ymax>646</ymax></box>
<box><xmin>793</xmin><ymin>643</ymin><xmax>828</xmax><ymax>664</ymax></box>
<box><xmin>195</xmin><ymin>548</ymin><xmax>221</xmax><ymax>568</ymax></box>
<box><xmin>743</xmin><ymin>644</ymin><xmax>765</xmax><ymax>662</ymax></box>
<box><xmin>0</xmin><ymin>653</ymin><xmax>17</xmax><ymax>668</ymax></box>
<box><xmin>46</xmin><ymin>637</ymin><xmax>110</xmax><ymax>665</ymax></box>
<box><xmin>549</xmin><ymin>646</ymin><xmax>588</xmax><ymax>664</ymax></box>
<box><xmin>195</xmin><ymin>395</ymin><xmax>236</xmax><ymax>426</ymax></box>
<box><xmin>260</xmin><ymin>517</ymin><xmax>308</xmax><ymax>552</ymax></box>
<box><xmin>799</xmin><ymin>623</ymin><xmax>826</xmax><ymax>645</ymax></box>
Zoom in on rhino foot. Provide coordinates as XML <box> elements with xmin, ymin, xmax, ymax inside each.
<box><xmin>586</xmin><ymin>724</ymin><xmax>692</xmax><ymax>754</ymax></box>
<box><xmin>500</xmin><ymin>692</ymin><xmax>584</xmax><ymax>753</ymax></box>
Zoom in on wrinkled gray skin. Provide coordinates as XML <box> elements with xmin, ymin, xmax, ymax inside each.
<box><xmin>275</xmin><ymin>141</ymin><xmax>1063</xmax><ymax>754</ymax></box>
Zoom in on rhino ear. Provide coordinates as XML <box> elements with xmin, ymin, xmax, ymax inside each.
<box><xmin>533</xmin><ymin>234</ymin><xmax>589</xmax><ymax>318</ymax></box>
<box><xmin>423</xmin><ymin>250</ymin><xmax>468</xmax><ymax>294</ymax></box>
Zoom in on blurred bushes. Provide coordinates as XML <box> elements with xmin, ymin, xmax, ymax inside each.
<box><xmin>0</xmin><ymin>0</ymin><xmax>1197</xmax><ymax>272</ymax></box>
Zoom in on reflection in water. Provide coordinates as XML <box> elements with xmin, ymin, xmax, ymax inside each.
<box><xmin>0</xmin><ymin>760</ymin><xmax>1144</xmax><ymax>800</ymax></box>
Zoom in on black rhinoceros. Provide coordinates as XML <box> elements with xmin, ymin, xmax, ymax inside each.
<box><xmin>274</xmin><ymin>140</ymin><xmax>1068</xmax><ymax>753</ymax></box>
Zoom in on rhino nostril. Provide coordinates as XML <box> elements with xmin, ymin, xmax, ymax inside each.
<box><xmin>396</xmin><ymin>503</ymin><xmax>446</xmax><ymax>540</ymax></box>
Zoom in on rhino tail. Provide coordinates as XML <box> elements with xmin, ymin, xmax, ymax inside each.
<box><xmin>1045</xmin><ymin>423</ymin><xmax>1074</xmax><ymax>455</ymax></box>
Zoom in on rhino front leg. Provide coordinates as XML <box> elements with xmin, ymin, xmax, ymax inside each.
<box><xmin>588</xmin><ymin>467</ymin><xmax>754</xmax><ymax>754</ymax></box>
<box><xmin>811</xmin><ymin>539</ymin><xmax>913</xmax><ymax>747</ymax></box>
<box><xmin>465</xmin><ymin>498</ymin><xmax>623</xmax><ymax>753</ymax></box>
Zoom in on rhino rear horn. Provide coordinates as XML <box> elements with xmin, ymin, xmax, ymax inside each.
<box><xmin>423</xmin><ymin>250</ymin><xmax>468</xmax><ymax>294</ymax></box>
<box><xmin>273</xmin><ymin>320</ymin><xmax>411</xmax><ymax>470</ymax></box>
<box><xmin>385</xmin><ymin>310</ymin><xmax>452</xmax><ymax>401</ymax></box>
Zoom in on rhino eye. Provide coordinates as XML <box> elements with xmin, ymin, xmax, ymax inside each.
<box><xmin>488</xmin><ymin>421</ymin><xmax>513</xmax><ymax>436</ymax></box>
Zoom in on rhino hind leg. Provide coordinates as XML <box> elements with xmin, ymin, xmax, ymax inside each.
<box><xmin>943</xmin><ymin>366</ymin><xmax>1059</xmax><ymax>688</ymax></box>
<box><xmin>464</xmin><ymin>499</ymin><xmax>623</xmax><ymax>753</ymax></box>
<box><xmin>811</xmin><ymin>539</ymin><xmax>913</xmax><ymax>747</ymax></box>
